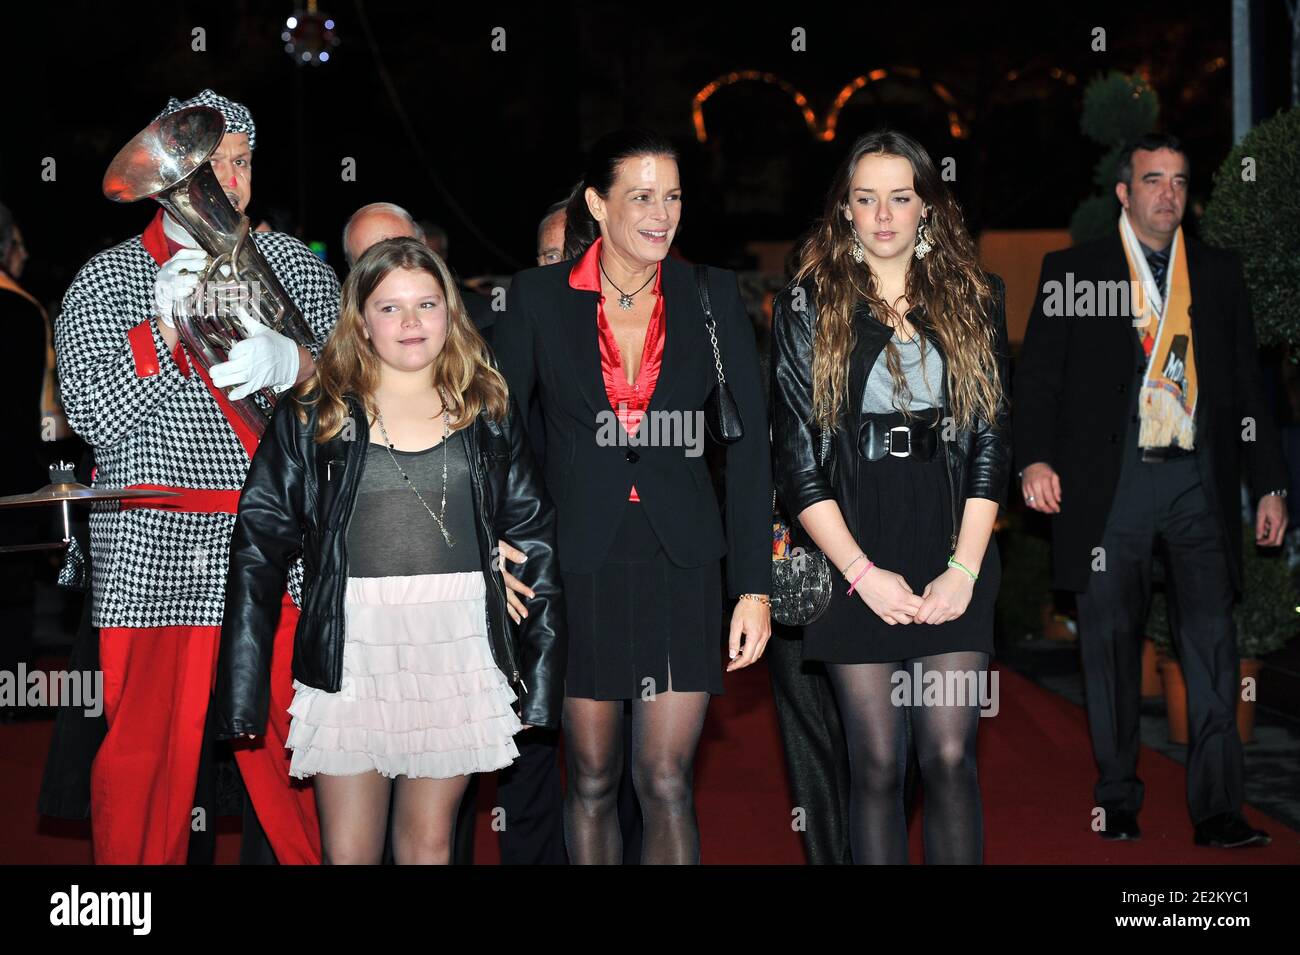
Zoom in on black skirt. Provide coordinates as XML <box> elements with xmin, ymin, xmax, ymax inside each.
<box><xmin>803</xmin><ymin>410</ymin><xmax>999</xmax><ymax>665</ymax></box>
<box><xmin>562</xmin><ymin>501</ymin><xmax>724</xmax><ymax>700</ymax></box>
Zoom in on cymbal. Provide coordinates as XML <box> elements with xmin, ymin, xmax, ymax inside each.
<box><xmin>0</xmin><ymin>540</ymin><xmax>69</xmax><ymax>553</ymax></box>
<box><xmin>0</xmin><ymin>482</ymin><xmax>182</xmax><ymax>508</ymax></box>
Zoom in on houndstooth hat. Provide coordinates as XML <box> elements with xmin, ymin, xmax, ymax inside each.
<box><xmin>155</xmin><ymin>89</ymin><xmax>256</xmax><ymax>149</ymax></box>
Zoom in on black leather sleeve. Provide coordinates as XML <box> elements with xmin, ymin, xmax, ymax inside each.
<box><xmin>714</xmin><ymin>268</ymin><xmax>773</xmax><ymax>597</ymax></box>
<box><xmin>1227</xmin><ymin>250</ymin><xmax>1289</xmax><ymax>496</ymax></box>
<box><xmin>1012</xmin><ymin>252</ymin><xmax>1070</xmax><ymax>474</ymax></box>
<box><xmin>495</xmin><ymin>393</ymin><xmax>566</xmax><ymax>729</ymax></box>
<box><xmin>214</xmin><ymin>398</ymin><xmax>308</xmax><ymax>739</ymax></box>
<box><xmin>966</xmin><ymin>274</ymin><xmax>1013</xmax><ymax>505</ymax></box>
<box><xmin>771</xmin><ymin>280</ymin><xmax>837</xmax><ymax>519</ymax></box>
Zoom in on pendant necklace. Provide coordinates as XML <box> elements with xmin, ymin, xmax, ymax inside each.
<box><xmin>374</xmin><ymin>395</ymin><xmax>455</xmax><ymax>548</ymax></box>
<box><xmin>599</xmin><ymin>257</ymin><xmax>655</xmax><ymax>310</ymax></box>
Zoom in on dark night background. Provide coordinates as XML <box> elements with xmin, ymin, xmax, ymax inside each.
<box><xmin>1</xmin><ymin>0</ymin><xmax>1295</xmax><ymax>303</ymax></box>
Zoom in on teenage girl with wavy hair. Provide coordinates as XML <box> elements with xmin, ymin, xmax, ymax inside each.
<box><xmin>772</xmin><ymin>129</ymin><xmax>1011</xmax><ymax>864</ymax></box>
<box><xmin>219</xmin><ymin>237</ymin><xmax>565</xmax><ymax>864</ymax></box>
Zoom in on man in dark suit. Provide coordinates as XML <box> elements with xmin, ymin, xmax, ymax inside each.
<box><xmin>1014</xmin><ymin>134</ymin><xmax>1287</xmax><ymax>849</ymax></box>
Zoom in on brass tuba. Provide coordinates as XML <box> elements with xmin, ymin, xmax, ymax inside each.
<box><xmin>103</xmin><ymin>105</ymin><xmax>317</xmax><ymax>438</ymax></box>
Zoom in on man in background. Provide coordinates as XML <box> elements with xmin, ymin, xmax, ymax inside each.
<box><xmin>0</xmin><ymin>201</ymin><xmax>49</xmax><ymax>713</ymax></box>
<box><xmin>416</xmin><ymin>219</ymin><xmax>495</xmax><ymax>339</ymax></box>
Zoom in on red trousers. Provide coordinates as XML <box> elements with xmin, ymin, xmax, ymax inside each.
<box><xmin>90</xmin><ymin>594</ymin><xmax>321</xmax><ymax>864</ymax></box>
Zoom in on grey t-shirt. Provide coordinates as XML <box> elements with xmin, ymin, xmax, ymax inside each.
<box><xmin>862</xmin><ymin>331</ymin><xmax>944</xmax><ymax>413</ymax></box>
<box><xmin>346</xmin><ymin>431</ymin><xmax>482</xmax><ymax>577</ymax></box>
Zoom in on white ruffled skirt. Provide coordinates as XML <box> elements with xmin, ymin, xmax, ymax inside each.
<box><xmin>286</xmin><ymin>571</ymin><xmax>522</xmax><ymax>779</ymax></box>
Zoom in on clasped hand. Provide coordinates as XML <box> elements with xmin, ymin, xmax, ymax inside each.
<box><xmin>854</xmin><ymin>564</ymin><xmax>974</xmax><ymax>626</ymax></box>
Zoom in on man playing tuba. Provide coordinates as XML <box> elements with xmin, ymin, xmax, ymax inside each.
<box><xmin>55</xmin><ymin>89</ymin><xmax>338</xmax><ymax>864</ymax></box>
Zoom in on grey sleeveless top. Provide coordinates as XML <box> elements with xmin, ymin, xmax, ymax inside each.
<box><xmin>346</xmin><ymin>431</ymin><xmax>482</xmax><ymax>577</ymax></box>
<box><xmin>862</xmin><ymin>331</ymin><xmax>945</xmax><ymax>414</ymax></box>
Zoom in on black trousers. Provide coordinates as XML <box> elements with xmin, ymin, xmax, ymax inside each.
<box><xmin>498</xmin><ymin>728</ymin><xmax>567</xmax><ymax>865</ymax></box>
<box><xmin>765</xmin><ymin>627</ymin><xmax>852</xmax><ymax>864</ymax></box>
<box><xmin>1075</xmin><ymin>452</ymin><xmax>1245</xmax><ymax>824</ymax></box>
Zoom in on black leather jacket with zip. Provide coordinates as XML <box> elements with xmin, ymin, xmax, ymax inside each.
<box><xmin>214</xmin><ymin>390</ymin><xmax>566</xmax><ymax>737</ymax></box>
<box><xmin>771</xmin><ymin>274</ymin><xmax>1012</xmax><ymax>551</ymax></box>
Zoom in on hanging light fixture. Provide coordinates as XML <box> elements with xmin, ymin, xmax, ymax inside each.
<box><xmin>282</xmin><ymin>0</ymin><xmax>339</xmax><ymax>65</ymax></box>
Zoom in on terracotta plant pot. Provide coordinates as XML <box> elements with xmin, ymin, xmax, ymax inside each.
<box><xmin>1156</xmin><ymin>654</ymin><xmax>1262</xmax><ymax>745</ymax></box>
<box><xmin>1141</xmin><ymin>638</ymin><xmax>1162</xmax><ymax>698</ymax></box>
<box><xmin>1039</xmin><ymin>601</ymin><xmax>1077</xmax><ymax>643</ymax></box>
<box><xmin>1156</xmin><ymin>654</ymin><xmax>1189</xmax><ymax>744</ymax></box>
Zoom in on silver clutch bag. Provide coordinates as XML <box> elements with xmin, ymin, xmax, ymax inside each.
<box><xmin>770</xmin><ymin>426</ymin><xmax>833</xmax><ymax>627</ymax></box>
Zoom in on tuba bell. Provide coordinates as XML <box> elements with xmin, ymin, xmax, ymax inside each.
<box><xmin>103</xmin><ymin>105</ymin><xmax>317</xmax><ymax>438</ymax></box>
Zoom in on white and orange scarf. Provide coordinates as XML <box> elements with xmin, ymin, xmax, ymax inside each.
<box><xmin>1119</xmin><ymin>211</ymin><xmax>1197</xmax><ymax>449</ymax></box>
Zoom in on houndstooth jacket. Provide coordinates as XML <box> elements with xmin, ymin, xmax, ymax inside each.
<box><xmin>55</xmin><ymin>229</ymin><xmax>340</xmax><ymax>629</ymax></box>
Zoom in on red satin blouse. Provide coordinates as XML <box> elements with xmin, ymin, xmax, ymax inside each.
<box><xmin>568</xmin><ymin>236</ymin><xmax>666</xmax><ymax>502</ymax></box>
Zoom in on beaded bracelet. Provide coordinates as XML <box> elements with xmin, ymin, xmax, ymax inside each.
<box><xmin>841</xmin><ymin>553</ymin><xmax>868</xmax><ymax>576</ymax></box>
<box><xmin>947</xmin><ymin>556</ymin><xmax>978</xmax><ymax>582</ymax></box>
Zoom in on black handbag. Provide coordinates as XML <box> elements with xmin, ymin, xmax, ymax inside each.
<box><xmin>694</xmin><ymin>265</ymin><xmax>744</xmax><ymax>444</ymax></box>
<box><xmin>770</xmin><ymin>426</ymin><xmax>834</xmax><ymax>626</ymax></box>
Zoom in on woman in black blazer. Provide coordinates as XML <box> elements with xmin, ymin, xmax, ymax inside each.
<box><xmin>493</xmin><ymin>129</ymin><xmax>772</xmax><ymax>864</ymax></box>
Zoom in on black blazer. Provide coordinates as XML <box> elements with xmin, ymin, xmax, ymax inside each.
<box><xmin>1013</xmin><ymin>232</ymin><xmax>1288</xmax><ymax>593</ymax></box>
<box><xmin>493</xmin><ymin>254</ymin><xmax>772</xmax><ymax>597</ymax></box>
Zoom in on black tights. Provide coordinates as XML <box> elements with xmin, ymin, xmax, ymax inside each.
<box><xmin>828</xmin><ymin>652</ymin><xmax>987</xmax><ymax>864</ymax></box>
<box><xmin>563</xmin><ymin>680</ymin><xmax>709</xmax><ymax>865</ymax></box>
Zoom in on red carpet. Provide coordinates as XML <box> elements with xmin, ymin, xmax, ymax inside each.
<box><xmin>2</xmin><ymin>662</ymin><xmax>1296</xmax><ymax>864</ymax></box>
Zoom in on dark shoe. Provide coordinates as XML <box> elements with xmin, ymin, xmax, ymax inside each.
<box><xmin>1194</xmin><ymin>812</ymin><xmax>1270</xmax><ymax>848</ymax></box>
<box><xmin>1099</xmin><ymin>808</ymin><xmax>1141</xmax><ymax>841</ymax></box>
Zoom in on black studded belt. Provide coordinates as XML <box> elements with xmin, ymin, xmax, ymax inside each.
<box><xmin>859</xmin><ymin>413</ymin><xmax>939</xmax><ymax>462</ymax></box>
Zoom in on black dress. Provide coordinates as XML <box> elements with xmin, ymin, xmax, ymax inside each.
<box><xmin>802</xmin><ymin>407</ymin><xmax>999</xmax><ymax>665</ymax></box>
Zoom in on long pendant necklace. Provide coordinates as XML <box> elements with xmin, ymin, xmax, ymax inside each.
<box><xmin>599</xmin><ymin>257</ymin><xmax>655</xmax><ymax>310</ymax></box>
<box><xmin>374</xmin><ymin>397</ymin><xmax>455</xmax><ymax>548</ymax></box>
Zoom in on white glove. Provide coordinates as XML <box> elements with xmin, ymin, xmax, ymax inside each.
<box><xmin>209</xmin><ymin>313</ymin><xmax>301</xmax><ymax>400</ymax></box>
<box><xmin>153</xmin><ymin>248</ymin><xmax>210</xmax><ymax>327</ymax></box>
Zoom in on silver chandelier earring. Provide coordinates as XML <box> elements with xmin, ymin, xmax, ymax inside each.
<box><xmin>851</xmin><ymin>230</ymin><xmax>865</xmax><ymax>263</ymax></box>
<box><xmin>914</xmin><ymin>218</ymin><xmax>933</xmax><ymax>260</ymax></box>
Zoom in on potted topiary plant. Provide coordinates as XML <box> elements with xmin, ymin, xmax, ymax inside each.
<box><xmin>1069</xmin><ymin>71</ymin><xmax>1161</xmax><ymax>245</ymax></box>
<box><xmin>1148</xmin><ymin>523</ymin><xmax>1300</xmax><ymax>743</ymax></box>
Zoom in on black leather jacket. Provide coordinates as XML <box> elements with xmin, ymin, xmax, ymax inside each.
<box><xmin>771</xmin><ymin>275</ymin><xmax>1012</xmax><ymax>549</ymax></box>
<box><xmin>214</xmin><ymin>391</ymin><xmax>566</xmax><ymax>737</ymax></box>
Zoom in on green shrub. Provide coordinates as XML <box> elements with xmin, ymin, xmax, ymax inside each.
<box><xmin>1200</xmin><ymin>108</ymin><xmax>1300</xmax><ymax>352</ymax></box>
<box><xmin>1148</xmin><ymin>524</ymin><xmax>1300</xmax><ymax>659</ymax></box>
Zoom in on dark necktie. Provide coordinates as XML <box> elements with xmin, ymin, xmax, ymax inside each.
<box><xmin>1146</xmin><ymin>246</ymin><xmax>1170</xmax><ymax>297</ymax></box>
<box><xmin>1139</xmin><ymin>246</ymin><xmax>1171</xmax><ymax>358</ymax></box>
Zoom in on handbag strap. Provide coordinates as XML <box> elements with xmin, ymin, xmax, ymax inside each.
<box><xmin>694</xmin><ymin>265</ymin><xmax>727</xmax><ymax>387</ymax></box>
